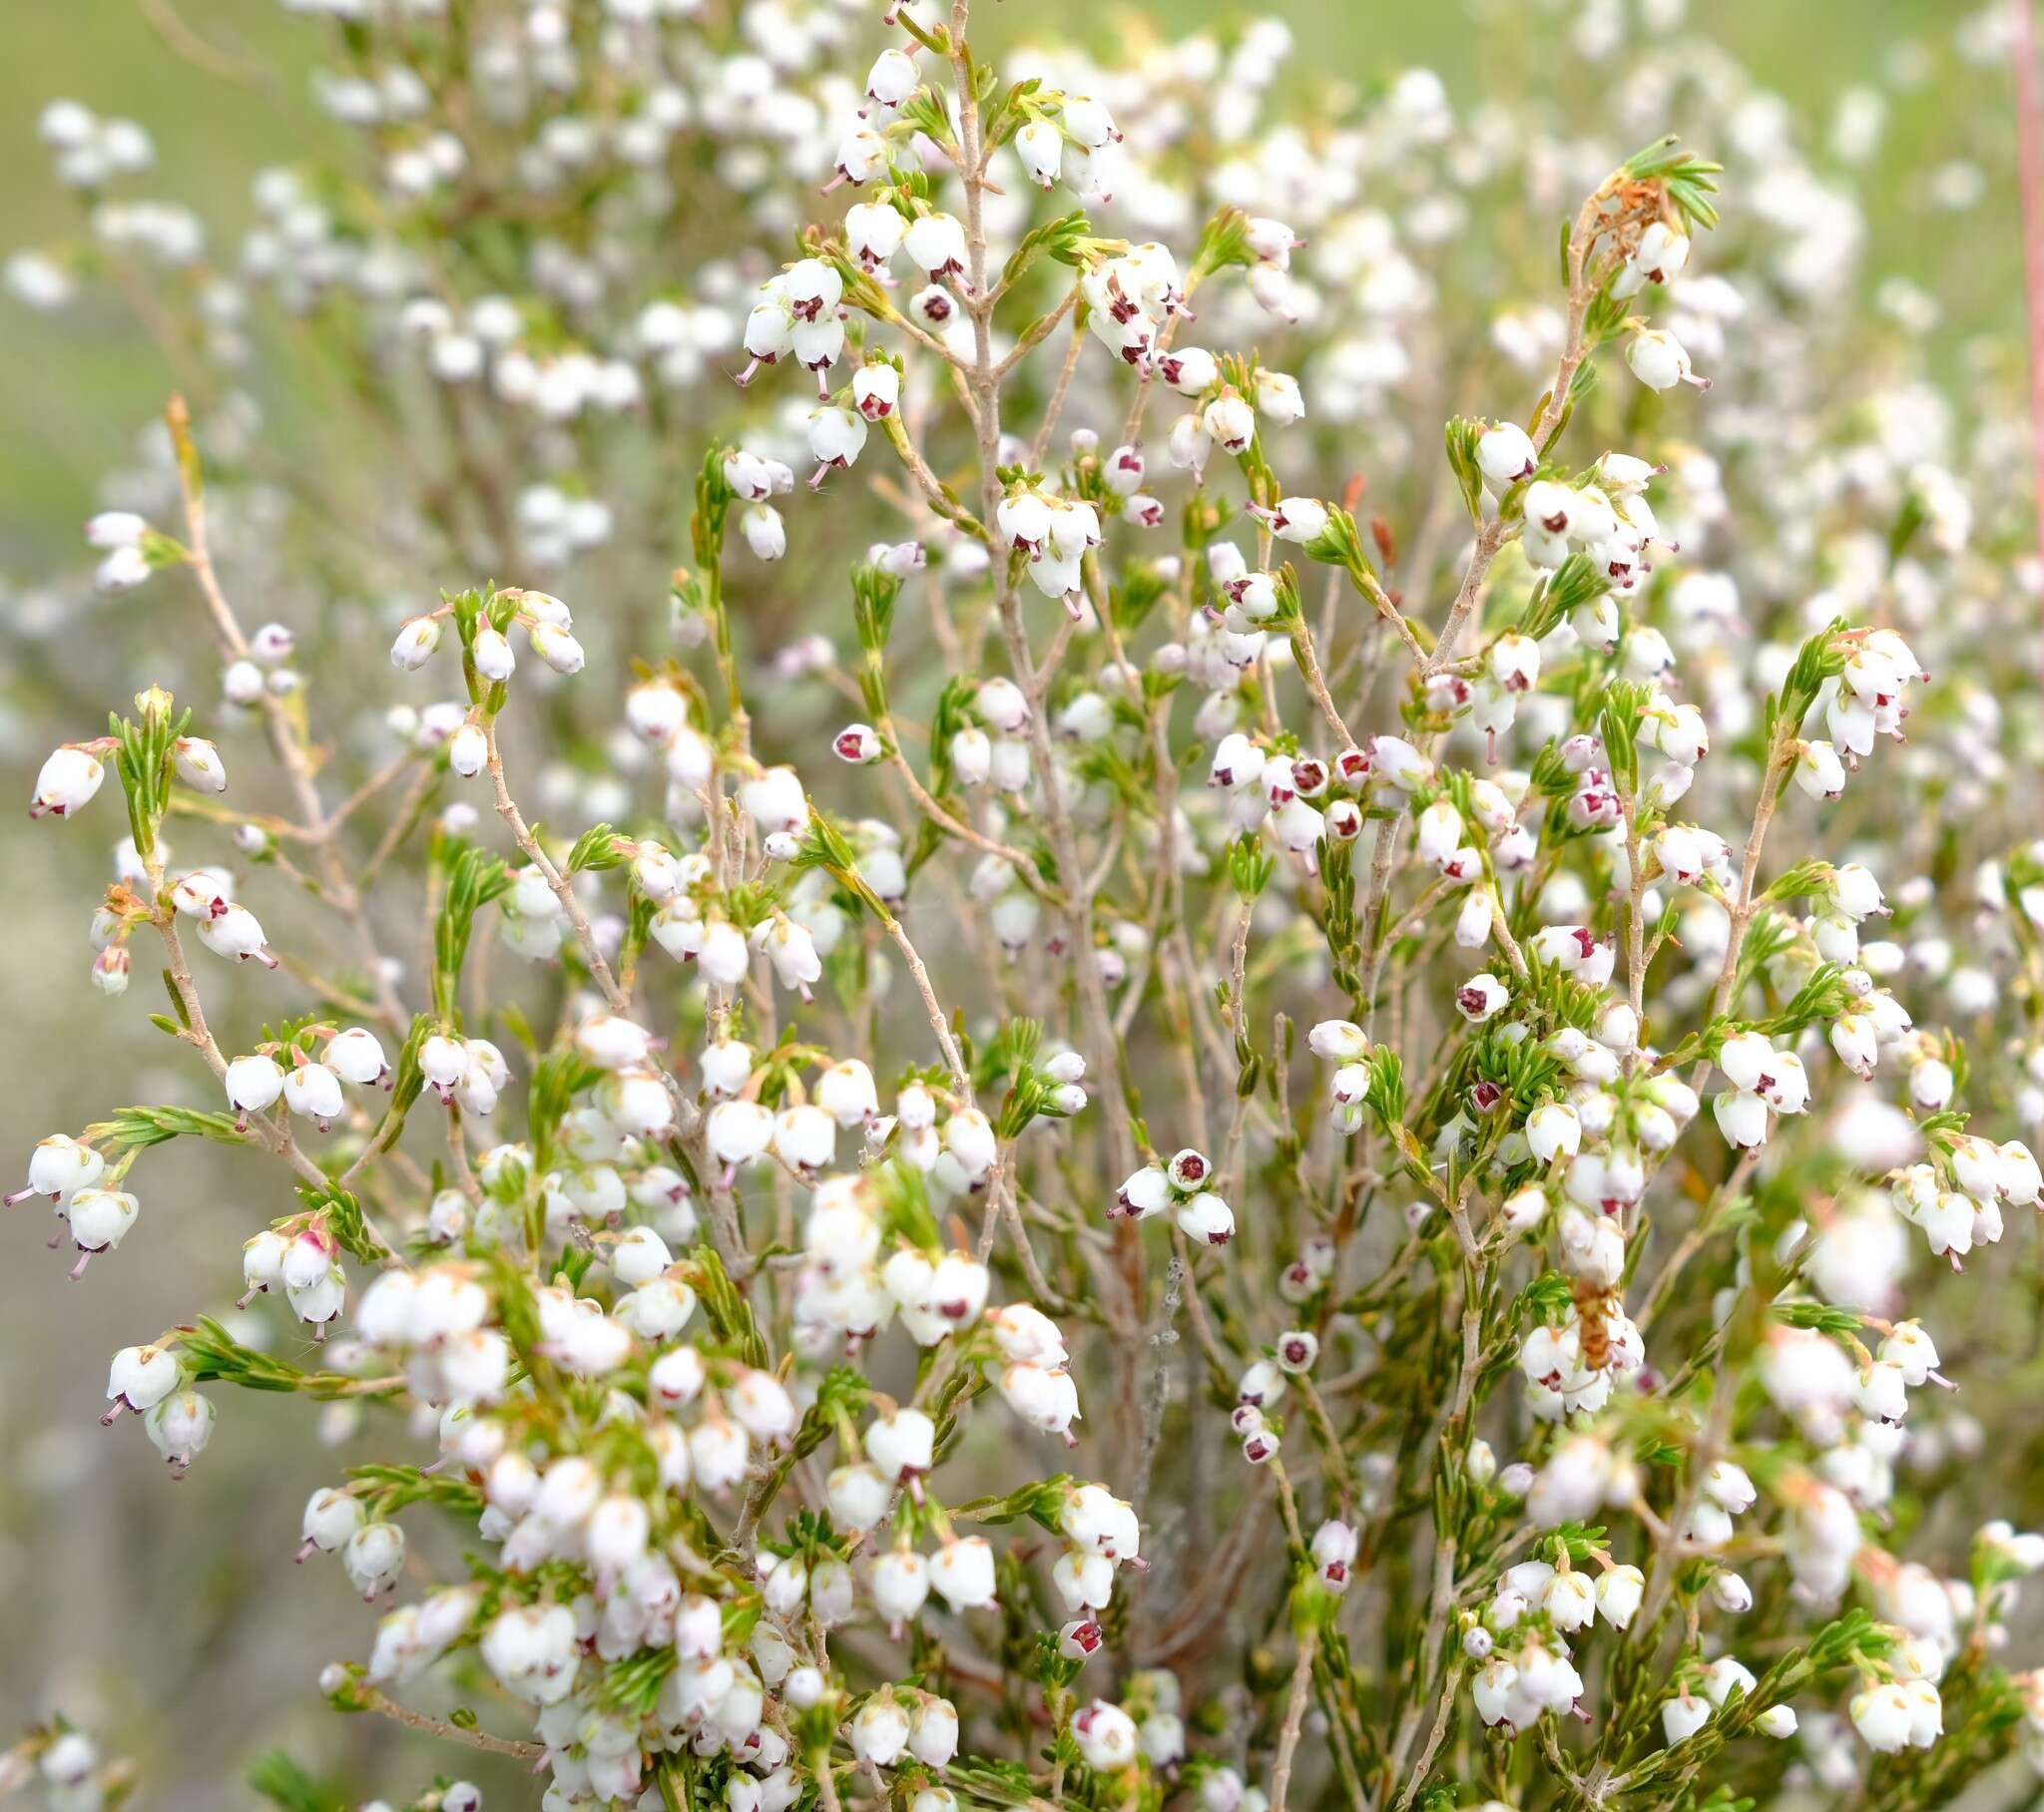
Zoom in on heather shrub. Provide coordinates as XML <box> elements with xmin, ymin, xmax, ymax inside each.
<box><xmin>6</xmin><ymin>3</ymin><xmax>2044</xmax><ymax>1810</ymax></box>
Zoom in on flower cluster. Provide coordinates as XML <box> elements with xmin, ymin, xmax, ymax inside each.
<box><xmin>6</xmin><ymin>0</ymin><xmax>2044</xmax><ymax>1809</ymax></box>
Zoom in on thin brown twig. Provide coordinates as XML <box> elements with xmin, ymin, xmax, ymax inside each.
<box><xmin>353</xmin><ymin>1687</ymin><xmax>544</xmax><ymax>1760</ymax></box>
<box><xmin>165</xmin><ymin>397</ymin><xmax>408</xmax><ymax>1032</ymax></box>
<box><xmin>1270</xmin><ymin>1626</ymin><xmax>1321</xmax><ymax>1812</ymax></box>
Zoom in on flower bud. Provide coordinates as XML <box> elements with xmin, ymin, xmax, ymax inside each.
<box><xmin>1595</xmin><ymin>1564</ymin><xmax>1645</xmax><ymax>1628</ymax></box>
<box><xmin>106</xmin><ymin>1342</ymin><xmax>181</xmax><ymax>1419</ymax></box>
<box><xmin>327</xmin><ymin>1027</ymin><xmax>389</xmax><ymax>1087</ymax></box>
<box><xmin>174</xmin><ymin>736</ymin><xmax>229</xmax><ymax>793</ymax></box>
<box><xmin>146</xmin><ymin>1387</ymin><xmax>216</xmax><ymax>1473</ymax></box>
<box><xmin>301</xmin><ymin>1486</ymin><xmax>364</xmax><ymax>1556</ymax></box>
<box><xmin>928</xmin><ymin>1536</ymin><xmax>998</xmax><ymax>1610</ymax></box>
<box><xmin>1175</xmin><ymin>1191</ymin><xmax>1234</xmax><ymax>1246</ymax></box>
<box><xmin>224</xmin><ymin>1052</ymin><xmax>285</xmax><ymax>1115</ymax></box>
<box><xmin>29</xmin><ymin>746</ymin><xmax>105</xmax><ymax>819</ymax></box>
<box><xmin>263</xmin><ymin>1058</ymin><xmax>332</xmax><ymax>1135</ymax></box>
<box><xmin>530</xmin><ymin>621</ymin><xmax>586</xmax><ymax>675</ymax></box>
<box><xmin>1476</xmin><ymin>421</ymin><xmax>1536</xmax><ymax>485</ymax></box>
<box><xmin>1072</xmin><ymin>1701</ymin><xmax>1138</xmax><ymax>1771</ymax></box>
<box><xmin>390</xmin><ymin>617</ymin><xmax>442</xmax><ymax>670</ymax></box>
<box><xmin>825</xmin><ymin>714</ymin><xmax>884</xmax><ymax>765</ymax></box>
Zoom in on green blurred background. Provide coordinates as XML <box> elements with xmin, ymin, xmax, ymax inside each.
<box><xmin>0</xmin><ymin>0</ymin><xmax>2025</xmax><ymax>1804</ymax></box>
